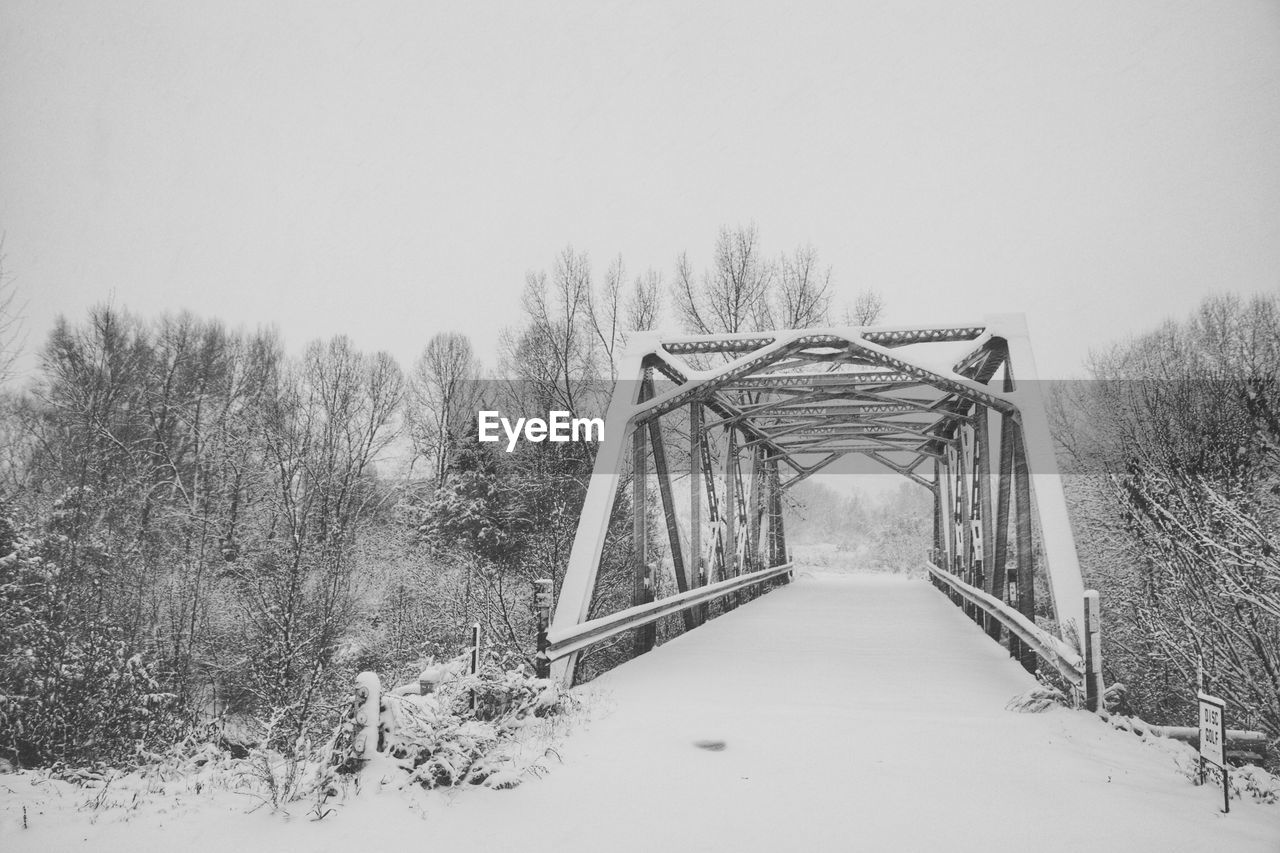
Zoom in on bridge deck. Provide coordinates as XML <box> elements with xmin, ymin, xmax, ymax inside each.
<box><xmin>487</xmin><ymin>571</ymin><xmax>1277</xmax><ymax>852</ymax></box>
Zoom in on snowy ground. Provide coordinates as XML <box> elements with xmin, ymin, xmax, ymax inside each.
<box><xmin>2</xmin><ymin>571</ymin><xmax>1277</xmax><ymax>852</ymax></box>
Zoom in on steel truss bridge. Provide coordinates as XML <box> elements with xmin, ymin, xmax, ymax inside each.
<box><xmin>544</xmin><ymin>315</ymin><xmax>1104</xmax><ymax>706</ymax></box>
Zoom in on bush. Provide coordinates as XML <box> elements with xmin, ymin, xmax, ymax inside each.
<box><xmin>0</xmin><ymin>505</ymin><xmax>181</xmax><ymax>768</ymax></box>
<box><xmin>323</xmin><ymin>651</ymin><xmax>569</xmax><ymax>793</ymax></box>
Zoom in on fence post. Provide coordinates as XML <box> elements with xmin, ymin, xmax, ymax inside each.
<box><xmin>353</xmin><ymin>671</ymin><xmax>381</xmax><ymax>759</ymax></box>
<box><xmin>534</xmin><ymin>579</ymin><xmax>553</xmax><ymax>678</ymax></box>
<box><xmin>469</xmin><ymin>622</ymin><xmax>481</xmax><ymax>712</ymax></box>
<box><xmin>1083</xmin><ymin>590</ymin><xmax>1103</xmax><ymax>712</ymax></box>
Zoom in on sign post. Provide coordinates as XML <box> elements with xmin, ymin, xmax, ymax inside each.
<box><xmin>1197</xmin><ymin>692</ymin><xmax>1229</xmax><ymax>814</ymax></box>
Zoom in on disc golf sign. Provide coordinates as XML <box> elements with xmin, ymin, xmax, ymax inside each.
<box><xmin>1197</xmin><ymin>692</ymin><xmax>1228</xmax><ymax>813</ymax></box>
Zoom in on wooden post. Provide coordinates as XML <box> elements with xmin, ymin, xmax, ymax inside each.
<box><xmin>633</xmin><ymin>400</ymin><xmax>654</xmax><ymax>654</ymax></box>
<box><xmin>534</xmin><ymin>579</ymin><xmax>553</xmax><ymax>678</ymax></box>
<box><xmin>469</xmin><ymin>622</ymin><xmax>481</xmax><ymax>711</ymax></box>
<box><xmin>353</xmin><ymin>671</ymin><xmax>381</xmax><ymax>759</ymax></box>
<box><xmin>1083</xmin><ymin>590</ymin><xmax>1103</xmax><ymax>712</ymax></box>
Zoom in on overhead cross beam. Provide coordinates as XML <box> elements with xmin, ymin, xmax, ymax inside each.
<box><xmin>549</xmin><ymin>315</ymin><xmax>1087</xmax><ymax>688</ymax></box>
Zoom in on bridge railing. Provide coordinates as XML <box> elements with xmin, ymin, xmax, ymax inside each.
<box><xmin>925</xmin><ymin>560</ymin><xmax>1104</xmax><ymax>708</ymax></box>
<box><xmin>542</xmin><ymin>562</ymin><xmax>794</xmax><ymax>666</ymax></box>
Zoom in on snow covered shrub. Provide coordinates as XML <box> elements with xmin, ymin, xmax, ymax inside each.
<box><xmin>0</xmin><ymin>622</ymin><xmax>180</xmax><ymax>768</ymax></box>
<box><xmin>0</xmin><ymin>503</ymin><xmax>181</xmax><ymax>768</ymax></box>
<box><xmin>458</xmin><ymin>650</ymin><xmax>565</xmax><ymax>723</ymax></box>
<box><xmin>239</xmin><ymin>744</ymin><xmax>315</xmax><ymax>810</ymax></box>
<box><xmin>1231</xmin><ymin>764</ymin><xmax>1280</xmax><ymax>804</ymax></box>
<box><xmin>1165</xmin><ymin>736</ymin><xmax>1280</xmax><ymax>805</ymax></box>
<box><xmin>1006</xmin><ymin>684</ymin><xmax>1068</xmax><ymax>713</ymax></box>
<box><xmin>324</xmin><ymin>651</ymin><xmax>570</xmax><ymax>793</ymax></box>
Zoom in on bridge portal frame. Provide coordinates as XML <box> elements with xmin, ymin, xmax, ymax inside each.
<box><xmin>548</xmin><ymin>314</ymin><xmax>1086</xmax><ymax>688</ymax></box>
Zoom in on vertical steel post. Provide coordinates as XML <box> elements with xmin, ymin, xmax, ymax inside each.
<box><xmin>957</xmin><ymin>428</ymin><xmax>976</xmax><ymax>621</ymax></box>
<box><xmin>998</xmin><ymin>314</ymin><xmax>1087</xmax><ymax>648</ymax></box>
<box><xmin>768</xmin><ymin>456</ymin><xmax>790</xmax><ymax>581</ymax></box>
<box><xmin>747</xmin><ymin>446</ymin><xmax>762</xmax><ymax>572</ymax></box>
<box><xmin>745</xmin><ymin>445</ymin><xmax>765</xmax><ymax>598</ymax></box>
<box><xmin>1011</xmin><ymin>422</ymin><xmax>1036</xmax><ymax>674</ymax></box>
<box><xmin>938</xmin><ymin>453</ymin><xmax>955</xmax><ymax>572</ymax></box>
<box><xmin>701</xmin><ymin>428</ymin><xmax>726</xmax><ymax>615</ymax></box>
<box><xmin>689</xmin><ymin>403</ymin><xmax>704</xmax><ymax>624</ymax></box>
<box><xmin>950</xmin><ymin>445</ymin><xmax>966</xmax><ymax>607</ymax></box>
<box><xmin>932</xmin><ymin>458</ymin><xmax>944</xmax><ymax>567</ymax></box>
<box><xmin>767</xmin><ymin>457</ymin><xmax>779</xmax><ymax>564</ymax></box>
<box><xmin>994</xmin><ymin>411</ymin><xmax>1016</xmax><ymax>658</ymax></box>
<box><xmin>648</xmin><ymin>414</ymin><xmax>695</xmax><ymax>629</ymax></box>
<box><xmin>974</xmin><ymin>406</ymin><xmax>998</xmax><ymax>639</ymax></box>
<box><xmin>723</xmin><ymin>426</ymin><xmax>738</xmax><ymax>608</ymax></box>
<box><xmin>633</xmin><ymin>388</ymin><xmax>654</xmax><ymax>654</ymax></box>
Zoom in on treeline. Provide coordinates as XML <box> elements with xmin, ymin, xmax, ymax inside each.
<box><xmin>0</xmin><ymin>315</ymin><xmax>404</xmax><ymax>765</ymax></box>
<box><xmin>785</xmin><ymin>481</ymin><xmax>932</xmax><ymax>573</ymax></box>
<box><xmin>3</xmin><ymin>235</ymin><xmax>1274</xmax><ymax>772</ymax></box>
<box><xmin>0</xmin><ymin>225</ymin><xmax>869</xmax><ymax>769</ymax></box>
<box><xmin>1054</xmin><ymin>293</ymin><xmax>1280</xmax><ymax>758</ymax></box>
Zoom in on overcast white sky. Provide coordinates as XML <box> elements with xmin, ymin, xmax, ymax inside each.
<box><xmin>2</xmin><ymin>1</ymin><xmax>1278</xmax><ymax>383</ymax></box>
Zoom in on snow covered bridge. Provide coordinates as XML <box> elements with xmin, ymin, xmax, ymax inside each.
<box><xmin>546</xmin><ymin>317</ymin><xmax>1100</xmax><ymax>704</ymax></box>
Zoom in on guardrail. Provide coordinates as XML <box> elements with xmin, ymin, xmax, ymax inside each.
<box><xmin>544</xmin><ymin>562</ymin><xmax>794</xmax><ymax>664</ymax></box>
<box><xmin>926</xmin><ymin>561</ymin><xmax>1269</xmax><ymax>762</ymax></box>
<box><xmin>1101</xmin><ymin>714</ymin><xmax>1269</xmax><ymax>766</ymax></box>
<box><xmin>925</xmin><ymin>560</ymin><xmax>1096</xmax><ymax>698</ymax></box>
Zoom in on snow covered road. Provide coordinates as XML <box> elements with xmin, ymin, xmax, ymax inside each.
<box><xmin>3</xmin><ymin>571</ymin><xmax>1277</xmax><ymax>851</ymax></box>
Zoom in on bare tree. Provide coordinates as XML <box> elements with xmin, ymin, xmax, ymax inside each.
<box><xmin>586</xmin><ymin>254</ymin><xmax>626</xmax><ymax>381</ymax></box>
<box><xmin>771</xmin><ymin>244</ymin><xmax>832</xmax><ymax>328</ymax></box>
<box><xmin>626</xmin><ymin>269</ymin><xmax>662</xmax><ymax>334</ymax></box>
<box><xmin>407</xmin><ymin>333</ymin><xmax>481</xmax><ymax>484</ymax></box>
<box><xmin>843</xmin><ymin>289</ymin><xmax>886</xmax><ymax>326</ymax></box>
<box><xmin>503</xmin><ymin>245</ymin><xmax>599</xmax><ymax>415</ymax></box>
<box><xmin>0</xmin><ymin>236</ymin><xmax>24</xmax><ymax>385</ymax></box>
<box><xmin>244</xmin><ymin>335</ymin><xmax>404</xmax><ymax>740</ymax></box>
<box><xmin>672</xmin><ymin>224</ymin><xmax>775</xmax><ymax>334</ymax></box>
<box><xmin>587</xmin><ymin>258</ymin><xmax>664</xmax><ymax>381</ymax></box>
